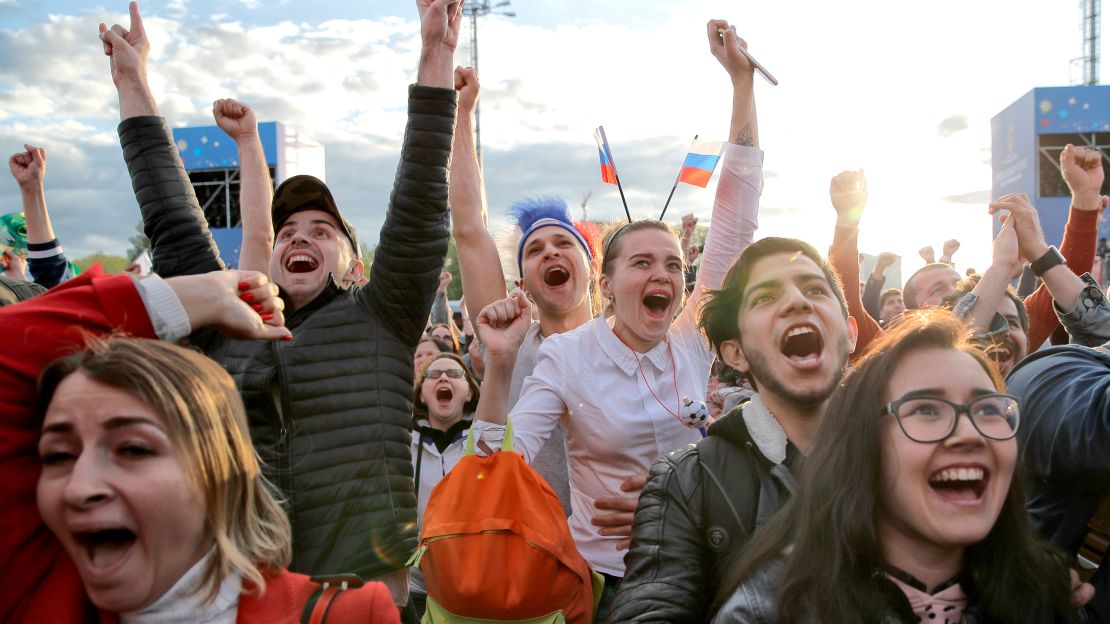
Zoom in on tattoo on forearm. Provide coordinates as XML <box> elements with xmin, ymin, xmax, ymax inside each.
<box><xmin>734</xmin><ymin>124</ymin><xmax>753</xmax><ymax>146</ymax></box>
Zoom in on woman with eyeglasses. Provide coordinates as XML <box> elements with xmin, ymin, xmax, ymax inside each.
<box><xmin>409</xmin><ymin>352</ymin><xmax>481</xmax><ymax>614</ymax></box>
<box><xmin>711</xmin><ymin>311</ymin><xmax>1083</xmax><ymax>623</ymax></box>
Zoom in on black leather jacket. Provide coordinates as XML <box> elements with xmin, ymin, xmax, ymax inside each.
<box><xmin>610</xmin><ymin>402</ymin><xmax>798</xmax><ymax>623</ymax></box>
<box><xmin>117</xmin><ymin>85</ymin><xmax>456</xmax><ymax>580</ymax></box>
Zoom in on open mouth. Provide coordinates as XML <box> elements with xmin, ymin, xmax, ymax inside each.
<box><xmin>543</xmin><ymin>266</ymin><xmax>570</xmax><ymax>287</ymax></box>
<box><xmin>435</xmin><ymin>386</ymin><xmax>454</xmax><ymax>406</ymax></box>
<box><xmin>780</xmin><ymin>324</ymin><xmax>824</xmax><ymax>366</ymax></box>
<box><xmin>642</xmin><ymin>291</ymin><xmax>672</xmax><ymax>318</ymax></box>
<box><xmin>285</xmin><ymin>254</ymin><xmax>320</xmax><ymax>274</ymax></box>
<box><xmin>74</xmin><ymin>528</ymin><xmax>136</xmax><ymax>570</ymax></box>
<box><xmin>929</xmin><ymin>466</ymin><xmax>988</xmax><ymax>502</ymax></box>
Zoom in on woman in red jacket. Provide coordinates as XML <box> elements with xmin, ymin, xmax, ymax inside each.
<box><xmin>35</xmin><ymin>338</ymin><xmax>397</xmax><ymax>622</ymax></box>
<box><xmin>1</xmin><ymin>269</ymin><xmax>398</xmax><ymax>623</ymax></box>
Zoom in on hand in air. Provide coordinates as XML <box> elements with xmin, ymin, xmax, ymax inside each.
<box><xmin>454</xmin><ymin>66</ymin><xmax>480</xmax><ymax>116</ymax></box>
<box><xmin>1060</xmin><ymin>144</ymin><xmax>1107</xmax><ymax>211</ymax></box>
<box><xmin>829</xmin><ymin>170</ymin><xmax>868</xmax><ymax>225</ymax></box>
<box><xmin>8</xmin><ymin>144</ymin><xmax>46</xmax><ymax>188</ymax></box>
<box><xmin>706</xmin><ymin>19</ymin><xmax>754</xmax><ymax>80</ymax></box>
<box><xmin>98</xmin><ymin>2</ymin><xmax>149</xmax><ymax>86</ymax></box>
<box><xmin>475</xmin><ymin>290</ymin><xmax>532</xmax><ymax>358</ymax></box>
<box><xmin>212</xmin><ymin>99</ymin><xmax>259</xmax><ymax>142</ymax></box>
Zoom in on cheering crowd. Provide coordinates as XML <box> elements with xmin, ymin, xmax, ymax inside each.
<box><xmin>2</xmin><ymin>1</ymin><xmax>1110</xmax><ymax>622</ymax></box>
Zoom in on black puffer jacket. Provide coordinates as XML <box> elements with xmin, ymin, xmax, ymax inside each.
<box><xmin>609</xmin><ymin>402</ymin><xmax>798</xmax><ymax>623</ymax></box>
<box><xmin>118</xmin><ymin>85</ymin><xmax>456</xmax><ymax>580</ymax></box>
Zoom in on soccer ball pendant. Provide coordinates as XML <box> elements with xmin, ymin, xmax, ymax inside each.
<box><xmin>681</xmin><ymin>396</ymin><xmax>709</xmax><ymax>428</ymax></box>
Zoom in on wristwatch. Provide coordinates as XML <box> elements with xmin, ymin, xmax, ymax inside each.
<box><xmin>1031</xmin><ymin>245</ymin><xmax>1066</xmax><ymax>277</ymax></box>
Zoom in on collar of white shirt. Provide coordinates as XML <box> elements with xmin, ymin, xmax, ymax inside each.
<box><xmin>595</xmin><ymin>316</ymin><xmax>672</xmax><ymax>375</ymax></box>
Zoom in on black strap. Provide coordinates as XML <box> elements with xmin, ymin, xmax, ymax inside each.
<box><xmin>413</xmin><ymin>430</ymin><xmax>427</xmax><ymax>503</ymax></box>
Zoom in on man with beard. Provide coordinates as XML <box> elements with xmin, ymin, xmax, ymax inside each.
<box><xmin>610</xmin><ymin>236</ymin><xmax>857</xmax><ymax>622</ymax></box>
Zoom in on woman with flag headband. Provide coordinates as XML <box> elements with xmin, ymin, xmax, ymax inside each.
<box><xmin>469</xmin><ymin>17</ymin><xmax>765</xmax><ymax>618</ymax></box>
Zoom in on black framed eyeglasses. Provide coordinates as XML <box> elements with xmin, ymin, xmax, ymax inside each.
<box><xmin>424</xmin><ymin>369</ymin><xmax>465</xmax><ymax>380</ymax></box>
<box><xmin>884</xmin><ymin>393</ymin><xmax>1020</xmax><ymax>443</ymax></box>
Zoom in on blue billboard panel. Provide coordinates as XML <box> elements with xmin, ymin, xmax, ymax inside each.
<box><xmin>210</xmin><ymin>227</ymin><xmax>242</xmax><ymax>269</ymax></box>
<box><xmin>1033</xmin><ymin>86</ymin><xmax>1110</xmax><ymax>133</ymax></box>
<box><xmin>172</xmin><ymin>121</ymin><xmax>279</xmax><ymax>170</ymax></box>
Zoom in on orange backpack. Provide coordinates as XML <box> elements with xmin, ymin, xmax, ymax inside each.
<box><xmin>407</xmin><ymin>421</ymin><xmax>601</xmax><ymax>623</ymax></box>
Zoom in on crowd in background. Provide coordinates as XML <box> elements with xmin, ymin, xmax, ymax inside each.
<box><xmin>2</xmin><ymin>1</ymin><xmax>1110</xmax><ymax>623</ymax></box>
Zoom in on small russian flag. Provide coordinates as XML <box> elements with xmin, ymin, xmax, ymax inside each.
<box><xmin>594</xmin><ymin>126</ymin><xmax>618</xmax><ymax>185</ymax></box>
<box><xmin>677</xmin><ymin>139</ymin><xmax>725</xmax><ymax>188</ymax></box>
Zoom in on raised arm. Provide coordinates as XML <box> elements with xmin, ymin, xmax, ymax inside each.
<box><xmin>961</xmin><ymin>214</ymin><xmax>1021</xmax><ymax>333</ymax></box>
<box><xmin>100</xmin><ymin>1</ymin><xmax>222</xmax><ymax>277</ymax></box>
<box><xmin>9</xmin><ymin>145</ymin><xmax>72</xmax><ymax>289</ymax></box>
<box><xmin>362</xmin><ymin>0</ymin><xmax>460</xmax><ymax>345</ymax></box>
<box><xmin>213</xmin><ymin>98</ymin><xmax>273</xmax><ymax>275</ymax></box>
<box><xmin>683</xmin><ymin>19</ymin><xmax>764</xmax><ymax>325</ymax></box>
<box><xmin>1023</xmin><ymin>144</ymin><xmax>1106</xmax><ymax>349</ymax></box>
<box><xmin>449</xmin><ymin>66</ymin><xmax>506</xmax><ymax>317</ymax></box>
<box><xmin>828</xmin><ymin>170</ymin><xmax>882</xmax><ymax>356</ymax></box>
<box><xmin>862</xmin><ymin>252</ymin><xmax>896</xmax><ymax>323</ymax></box>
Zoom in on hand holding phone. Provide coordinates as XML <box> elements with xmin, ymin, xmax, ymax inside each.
<box><xmin>718</xmin><ymin>26</ymin><xmax>778</xmax><ymax>86</ymax></box>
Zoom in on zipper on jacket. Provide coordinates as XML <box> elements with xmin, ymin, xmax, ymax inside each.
<box><xmin>271</xmin><ymin>339</ymin><xmax>297</xmax><ymax>568</ymax></box>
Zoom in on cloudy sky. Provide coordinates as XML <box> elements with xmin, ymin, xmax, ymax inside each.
<box><xmin>0</xmin><ymin>0</ymin><xmax>1099</xmax><ymax>277</ymax></box>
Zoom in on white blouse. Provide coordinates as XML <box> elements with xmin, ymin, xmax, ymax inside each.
<box><xmin>474</xmin><ymin>143</ymin><xmax>764</xmax><ymax>575</ymax></box>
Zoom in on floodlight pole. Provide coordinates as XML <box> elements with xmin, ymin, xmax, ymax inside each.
<box><xmin>462</xmin><ymin>0</ymin><xmax>514</xmax><ymax>163</ymax></box>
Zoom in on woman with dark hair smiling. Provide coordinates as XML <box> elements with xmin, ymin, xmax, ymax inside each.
<box><xmin>711</xmin><ymin>311</ymin><xmax>1081</xmax><ymax>623</ymax></box>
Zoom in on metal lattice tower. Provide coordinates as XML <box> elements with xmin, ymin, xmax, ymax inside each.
<box><xmin>1083</xmin><ymin>0</ymin><xmax>1101</xmax><ymax>85</ymax></box>
<box><xmin>460</xmin><ymin>0</ymin><xmax>515</xmax><ymax>162</ymax></box>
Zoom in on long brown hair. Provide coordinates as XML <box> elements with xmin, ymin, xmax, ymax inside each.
<box><xmin>39</xmin><ymin>338</ymin><xmax>291</xmax><ymax>600</ymax></box>
<box><xmin>711</xmin><ymin>311</ymin><xmax>1075</xmax><ymax>622</ymax></box>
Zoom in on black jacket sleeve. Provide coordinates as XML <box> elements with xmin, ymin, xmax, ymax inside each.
<box><xmin>610</xmin><ymin>448</ymin><xmax>712</xmax><ymax>623</ymax></box>
<box><xmin>118</xmin><ymin>116</ymin><xmax>223</xmax><ymax>277</ymax></box>
<box><xmin>362</xmin><ymin>85</ymin><xmax>455</xmax><ymax>347</ymax></box>
<box><xmin>862</xmin><ymin>273</ymin><xmax>885</xmax><ymax>323</ymax></box>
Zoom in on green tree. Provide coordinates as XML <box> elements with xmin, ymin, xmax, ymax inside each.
<box><xmin>125</xmin><ymin>222</ymin><xmax>150</xmax><ymax>262</ymax></box>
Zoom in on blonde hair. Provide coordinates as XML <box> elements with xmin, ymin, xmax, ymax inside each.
<box><xmin>38</xmin><ymin>338</ymin><xmax>291</xmax><ymax>601</ymax></box>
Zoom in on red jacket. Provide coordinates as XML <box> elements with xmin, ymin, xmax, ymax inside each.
<box><xmin>0</xmin><ymin>272</ymin><xmax>398</xmax><ymax>624</ymax></box>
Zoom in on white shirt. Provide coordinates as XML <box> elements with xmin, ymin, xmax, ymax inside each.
<box><xmin>474</xmin><ymin>143</ymin><xmax>764</xmax><ymax>575</ymax></box>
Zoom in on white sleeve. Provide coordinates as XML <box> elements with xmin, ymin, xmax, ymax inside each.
<box><xmin>472</xmin><ymin>341</ymin><xmax>567</xmax><ymax>464</ymax></box>
<box><xmin>674</xmin><ymin>144</ymin><xmax>764</xmax><ymax>346</ymax></box>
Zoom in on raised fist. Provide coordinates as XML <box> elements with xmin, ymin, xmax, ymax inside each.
<box><xmin>454</xmin><ymin>66</ymin><xmax>479</xmax><ymax>116</ymax></box>
<box><xmin>438</xmin><ymin>270</ymin><xmax>453</xmax><ymax>291</ymax></box>
<box><xmin>919</xmin><ymin>246</ymin><xmax>936</xmax><ymax>264</ymax></box>
<box><xmin>942</xmin><ymin>239</ymin><xmax>960</xmax><ymax>257</ymax></box>
<box><xmin>8</xmin><ymin>144</ymin><xmax>46</xmax><ymax>188</ymax></box>
<box><xmin>212</xmin><ymin>98</ymin><xmax>258</xmax><ymax>142</ymax></box>
<box><xmin>875</xmin><ymin>252</ymin><xmax>898</xmax><ymax>270</ymax></box>
<box><xmin>475</xmin><ymin>290</ymin><xmax>532</xmax><ymax>358</ymax></box>
<box><xmin>681</xmin><ymin>213</ymin><xmax>698</xmax><ymax>231</ymax></box>
<box><xmin>829</xmin><ymin>170</ymin><xmax>868</xmax><ymax>223</ymax></box>
<box><xmin>1060</xmin><ymin>144</ymin><xmax>1106</xmax><ymax>211</ymax></box>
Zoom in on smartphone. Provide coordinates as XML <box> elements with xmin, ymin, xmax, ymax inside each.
<box><xmin>718</xmin><ymin>27</ymin><xmax>779</xmax><ymax>86</ymax></box>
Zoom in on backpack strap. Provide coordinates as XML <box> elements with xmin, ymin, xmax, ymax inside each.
<box><xmin>301</xmin><ymin>575</ymin><xmax>364</xmax><ymax>624</ymax></box>
<box><xmin>1078</xmin><ymin>495</ymin><xmax>1110</xmax><ymax>582</ymax></box>
<box><xmin>465</xmin><ymin>417</ymin><xmax>514</xmax><ymax>455</ymax></box>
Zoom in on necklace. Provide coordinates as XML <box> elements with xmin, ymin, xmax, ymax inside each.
<box><xmin>627</xmin><ymin>339</ymin><xmax>709</xmax><ymax>433</ymax></box>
